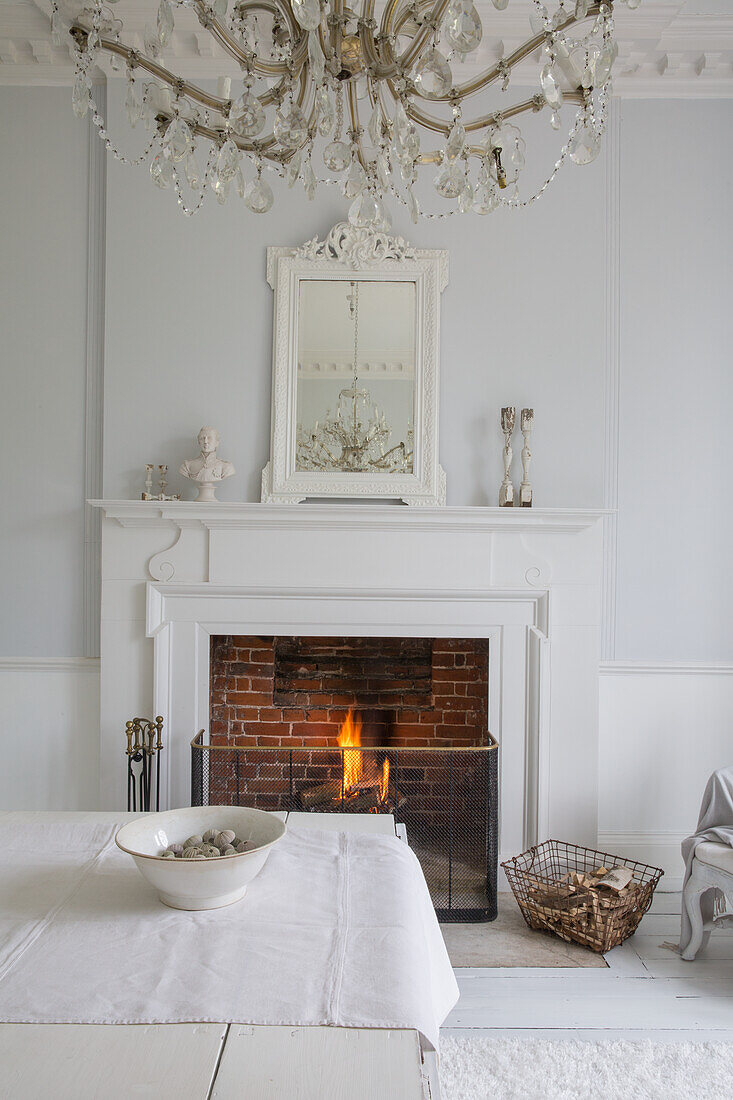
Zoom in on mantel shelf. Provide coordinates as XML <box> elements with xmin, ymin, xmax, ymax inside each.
<box><xmin>89</xmin><ymin>500</ymin><xmax>611</xmax><ymax>533</ymax></box>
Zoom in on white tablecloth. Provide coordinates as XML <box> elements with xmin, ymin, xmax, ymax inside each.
<box><xmin>0</xmin><ymin>820</ymin><xmax>458</xmax><ymax>1049</ymax></box>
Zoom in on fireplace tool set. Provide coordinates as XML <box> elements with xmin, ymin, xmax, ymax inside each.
<box><xmin>125</xmin><ymin>717</ymin><xmax>164</xmax><ymax>812</ymax></box>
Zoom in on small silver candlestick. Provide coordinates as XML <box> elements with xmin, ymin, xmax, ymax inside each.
<box><xmin>142</xmin><ymin>463</ymin><xmax>180</xmax><ymax>501</ymax></box>
<box><xmin>499</xmin><ymin>407</ymin><xmax>516</xmax><ymax>507</ymax></box>
<box><xmin>156</xmin><ymin>465</ymin><xmax>180</xmax><ymax>501</ymax></box>
<box><xmin>519</xmin><ymin>408</ymin><xmax>534</xmax><ymax>508</ymax></box>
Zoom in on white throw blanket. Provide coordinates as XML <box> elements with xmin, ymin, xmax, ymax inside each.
<box><xmin>680</xmin><ymin>767</ymin><xmax>733</xmax><ymax>955</ymax></box>
<box><xmin>0</xmin><ymin>821</ymin><xmax>458</xmax><ymax>1050</ymax></box>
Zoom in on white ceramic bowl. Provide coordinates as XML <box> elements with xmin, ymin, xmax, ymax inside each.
<box><xmin>116</xmin><ymin>806</ymin><xmax>286</xmax><ymax>910</ymax></box>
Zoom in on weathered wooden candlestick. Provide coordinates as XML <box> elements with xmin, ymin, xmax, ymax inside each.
<box><xmin>519</xmin><ymin>408</ymin><xmax>534</xmax><ymax>508</ymax></box>
<box><xmin>499</xmin><ymin>407</ymin><xmax>516</xmax><ymax>507</ymax></box>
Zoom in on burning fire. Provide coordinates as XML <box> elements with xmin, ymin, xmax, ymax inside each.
<box><xmin>337</xmin><ymin>709</ymin><xmax>389</xmax><ymax>807</ymax></box>
<box><xmin>337</xmin><ymin>709</ymin><xmax>363</xmax><ymax>792</ymax></box>
<box><xmin>380</xmin><ymin>757</ymin><xmax>390</xmax><ymax>803</ymax></box>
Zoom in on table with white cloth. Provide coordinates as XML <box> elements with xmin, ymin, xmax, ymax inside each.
<box><xmin>0</xmin><ymin>810</ymin><xmax>458</xmax><ymax>1099</ymax></box>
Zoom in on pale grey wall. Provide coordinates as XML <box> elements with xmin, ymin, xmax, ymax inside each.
<box><xmin>0</xmin><ymin>88</ymin><xmax>89</xmax><ymax>657</ymax></box>
<box><xmin>102</xmin><ymin>81</ymin><xmax>607</xmax><ymax>508</ymax></box>
<box><xmin>1</xmin><ymin>88</ymin><xmax>731</xmax><ymax>666</ymax></box>
<box><xmin>615</xmin><ymin>100</ymin><xmax>733</xmax><ymax>661</ymax></box>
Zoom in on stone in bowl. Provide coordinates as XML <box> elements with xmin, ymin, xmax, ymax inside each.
<box><xmin>115</xmin><ymin>806</ymin><xmax>286</xmax><ymax>910</ymax></box>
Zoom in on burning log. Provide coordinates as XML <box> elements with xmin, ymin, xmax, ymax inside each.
<box><xmin>299</xmin><ymin>780</ymin><xmax>342</xmax><ymax>809</ymax></box>
<box><xmin>343</xmin><ymin>786</ymin><xmax>383</xmax><ymax>813</ymax></box>
<box><xmin>299</xmin><ymin>711</ymin><xmax>398</xmax><ymax>814</ymax></box>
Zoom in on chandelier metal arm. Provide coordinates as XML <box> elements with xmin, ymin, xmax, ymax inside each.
<box><xmin>317</xmin><ymin>22</ymin><xmax>334</xmax><ymax>71</ymax></box>
<box><xmin>192</xmin><ymin>0</ymin><xmax>307</xmax><ymax>79</ymax></box>
<box><xmin>358</xmin><ymin>0</ymin><xmax>400</xmax><ymax>81</ymax></box>
<box><xmin>71</xmin><ymin>28</ymin><xmax>231</xmax><ymax>113</ymax></box>
<box><xmin>402</xmin><ymin>89</ymin><xmax>585</xmax><ymax>139</ymax></box>
<box><xmin>331</xmin><ymin>0</ymin><xmax>345</xmax><ymax>71</ymax></box>
<box><xmin>345</xmin><ymin>82</ymin><xmax>369</xmax><ymax>170</ymax></box>
<box><xmin>71</xmin><ymin>27</ymin><xmax>300</xmax><ymax>119</ymax></box>
<box><xmin>394</xmin><ymin>3</ymin><xmax>604</xmax><ymax>107</ymax></box>
<box><xmin>154</xmin><ymin>85</ymin><xmax>311</xmax><ymax>159</ymax></box>
<box><xmin>153</xmin><ymin>77</ymin><xmax>313</xmax><ymax>161</ymax></box>
<box><xmin>374</xmin><ymin>0</ymin><xmax>406</xmax><ymax>78</ymax></box>
<box><xmin>396</xmin><ymin>0</ymin><xmax>452</xmax><ymax>74</ymax></box>
<box><xmin>367</xmin><ymin>0</ymin><xmax>457</xmax><ymax>81</ymax></box>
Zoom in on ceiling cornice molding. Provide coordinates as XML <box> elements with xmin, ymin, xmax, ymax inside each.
<box><xmin>1</xmin><ymin>2</ymin><xmax>732</xmax><ymax>96</ymax></box>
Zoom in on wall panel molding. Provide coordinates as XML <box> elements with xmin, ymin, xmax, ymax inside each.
<box><xmin>600</xmin><ymin>661</ymin><xmax>733</xmax><ymax>676</ymax></box>
<box><xmin>0</xmin><ymin>657</ymin><xmax>101</xmax><ymax>673</ymax></box>
<box><xmin>597</xmin><ymin>831</ymin><xmax>686</xmax><ymax>890</ymax></box>
<box><xmin>601</xmin><ymin>99</ymin><xmax>621</xmax><ymax>663</ymax></box>
<box><xmin>83</xmin><ymin>82</ymin><xmax>106</xmax><ymax>659</ymax></box>
<box><xmin>0</xmin><ymin>661</ymin><xmax>100</xmax><ymax>810</ymax></box>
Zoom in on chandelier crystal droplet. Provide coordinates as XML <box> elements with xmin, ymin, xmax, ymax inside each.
<box><xmin>64</xmin><ymin>0</ymin><xmax>638</xmax><ymax>222</ymax></box>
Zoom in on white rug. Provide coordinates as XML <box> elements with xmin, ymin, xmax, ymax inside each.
<box><xmin>439</xmin><ymin>1037</ymin><xmax>733</xmax><ymax>1100</ymax></box>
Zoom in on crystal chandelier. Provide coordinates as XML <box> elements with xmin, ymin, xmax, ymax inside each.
<box><xmin>60</xmin><ymin>0</ymin><xmax>638</xmax><ymax>223</ymax></box>
<box><xmin>296</xmin><ymin>282</ymin><xmax>413</xmax><ymax>472</ymax></box>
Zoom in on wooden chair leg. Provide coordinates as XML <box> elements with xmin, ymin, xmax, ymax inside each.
<box><xmin>681</xmin><ymin>879</ymin><xmax>708</xmax><ymax>961</ymax></box>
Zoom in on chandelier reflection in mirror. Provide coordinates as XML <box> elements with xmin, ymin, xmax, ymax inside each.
<box><xmin>61</xmin><ymin>0</ymin><xmax>638</xmax><ymax>223</ymax></box>
<box><xmin>296</xmin><ymin>281</ymin><xmax>414</xmax><ymax>472</ymax></box>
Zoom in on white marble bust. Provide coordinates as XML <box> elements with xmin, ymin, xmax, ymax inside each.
<box><xmin>179</xmin><ymin>427</ymin><xmax>235</xmax><ymax>502</ymax></box>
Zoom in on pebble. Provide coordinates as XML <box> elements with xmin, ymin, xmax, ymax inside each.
<box><xmin>158</xmin><ymin>827</ymin><xmax>250</xmax><ymax>859</ymax></box>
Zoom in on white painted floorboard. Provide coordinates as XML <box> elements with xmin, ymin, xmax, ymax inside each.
<box><xmin>0</xmin><ymin>1023</ymin><xmax>227</xmax><ymax>1100</ymax></box>
<box><xmin>443</xmin><ymin>893</ymin><xmax>733</xmax><ymax>1043</ymax></box>
<box><xmin>211</xmin><ymin>1026</ymin><xmax>426</xmax><ymax>1100</ymax></box>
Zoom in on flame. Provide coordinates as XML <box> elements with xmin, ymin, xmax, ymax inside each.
<box><xmin>337</xmin><ymin>709</ymin><xmax>363</xmax><ymax>792</ymax></box>
<box><xmin>336</xmin><ymin>710</ymin><xmax>390</xmax><ymax>807</ymax></box>
<box><xmin>380</xmin><ymin>757</ymin><xmax>390</xmax><ymax>803</ymax></box>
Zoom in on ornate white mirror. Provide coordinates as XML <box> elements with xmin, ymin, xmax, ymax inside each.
<box><xmin>261</xmin><ymin>223</ymin><xmax>448</xmax><ymax>505</ymax></box>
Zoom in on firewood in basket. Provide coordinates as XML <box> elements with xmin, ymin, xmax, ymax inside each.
<box><xmin>596</xmin><ymin>866</ymin><xmax>634</xmax><ymax>892</ymax></box>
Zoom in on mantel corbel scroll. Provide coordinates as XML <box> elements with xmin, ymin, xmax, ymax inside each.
<box><xmin>148</xmin><ymin>520</ymin><xmax>208</xmax><ymax>582</ymax></box>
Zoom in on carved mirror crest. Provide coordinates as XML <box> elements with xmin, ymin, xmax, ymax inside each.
<box><xmin>261</xmin><ymin>223</ymin><xmax>448</xmax><ymax>506</ymax></box>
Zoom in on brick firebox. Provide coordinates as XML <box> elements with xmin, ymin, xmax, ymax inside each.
<box><xmin>209</xmin><ymin>635</ymin><xmax>489</xmax><ymax>749</ymax></box>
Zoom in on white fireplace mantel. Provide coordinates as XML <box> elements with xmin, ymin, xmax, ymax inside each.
<box><xmin>92</xmin><ymin>501</ymin><xmax>606</xmax><ymax>531</ymax></box>
<box><xmin>91</xmin><ymin>501</ymin><xmax>607</xmax><ymax>866</ymax></box>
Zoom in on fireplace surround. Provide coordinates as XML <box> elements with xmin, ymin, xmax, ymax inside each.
<box><xmin>92</xmin><ymin>501</ymin><xmax>606</xmax><ymax>870</ymax></box>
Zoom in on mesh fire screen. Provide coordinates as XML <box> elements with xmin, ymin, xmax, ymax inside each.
<box><xmin>191</xmin><ymin>732</ymin><xmax>498</xmax><ymax>922</ymax></box>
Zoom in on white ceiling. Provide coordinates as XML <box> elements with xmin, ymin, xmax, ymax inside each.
<box><xmin>1</xmin><ymin>0</ymin><xmax>731</xmax><ymax>94</ymax></box>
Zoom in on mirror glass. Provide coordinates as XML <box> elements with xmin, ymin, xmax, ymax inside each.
<box><xmin>295</xmin><ymin>279</ymin><xmax>416</xmax><ymax>474</ymax></box>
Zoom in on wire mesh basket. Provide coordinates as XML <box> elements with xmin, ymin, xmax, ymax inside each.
<box><xmin>502</xmin><ymin>839</ymin><xmax>664</xmax><ymax>953</ymax></box>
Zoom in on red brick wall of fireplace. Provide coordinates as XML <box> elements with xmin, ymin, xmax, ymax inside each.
<box><xmin>209</xmin><ymin>635</ymin><xmax>489</xmax><ymax>748</ymax></box>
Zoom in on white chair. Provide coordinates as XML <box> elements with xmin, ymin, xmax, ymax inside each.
<box><xmin>681</xmin><ymin>842</ymin><xmax>733</xmax><ymax>961</ymax></box>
